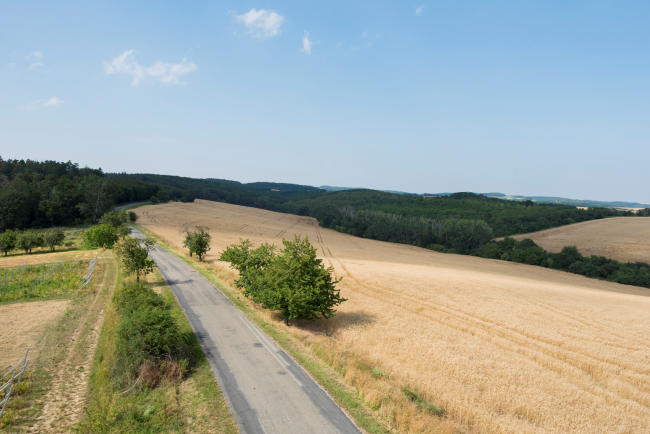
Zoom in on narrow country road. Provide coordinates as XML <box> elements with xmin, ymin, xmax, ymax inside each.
<box><xmin>131</xmin><ymin>227</ymin><xmax>361</xmax><ymax>434</ymax></box>
<box><xmin>114</xmin><ymin>201</ymin><xmax>150</xmax><ymax>211</ymax></box>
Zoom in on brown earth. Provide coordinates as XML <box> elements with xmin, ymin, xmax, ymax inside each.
<box><xmin>135</xmin><ymin>200</ymin><xmax>650</xmax><ymax>434</ymax></box>
<box><xmin>505</xmin><ymin>217</ymin><xmax>650</xmax><ymax>264</ymax></box>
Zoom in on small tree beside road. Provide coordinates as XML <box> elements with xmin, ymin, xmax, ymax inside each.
<box><xmin>220</xmin><ymin>235</ymin><xmax>346</xmax><ymax>325</ymax></box>
<box><xmin>180</xmin><ymin>224</ymin><xmax>212</xmax><ymax>260</ymax></box>
<box><xmin>116</xmin><ymin>237</ymin><xmax>156</xmax><ymax>282</ymax></box>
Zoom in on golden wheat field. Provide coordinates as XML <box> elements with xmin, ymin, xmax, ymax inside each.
<box><xmin>507</xmin><ymin>217</ymin><xmax>650</xmax><ymax>264</ymax></box>
<box><xmin>135</xmin><ymin>200</ymin><xmax>650</xmax><ymax>434</ymax></box>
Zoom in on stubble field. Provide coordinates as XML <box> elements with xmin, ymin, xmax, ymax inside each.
<box><xmin>506</xmin><ymin>217</ymin><xmax>650</xmax><ymax>264</ymax></box>
<box><xmin>135</xmin><ymin>200</ymin><xmax>650</xmax><ymax>434</ymax></box>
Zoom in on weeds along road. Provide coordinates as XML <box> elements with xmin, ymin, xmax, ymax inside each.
<box><xmin>130</xmin><ymin>227</ymin><xmax>361</xmax><ymax>434</ymax></box>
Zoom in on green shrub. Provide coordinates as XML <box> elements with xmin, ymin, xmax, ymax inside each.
<box><xmin>113</xmin><ymin>282</ymin><xmax>190</xmax><ymax>388</ymax></box>
<box><xmin>483</xmin><ymin>243</ymin><xmax>500</xmax><ymax>259</ymax></box>
<box><xmin>427</xmin><ymin>244</ymin><xmax>445</xmax><ymax>252</ymax></box>
<box><xmin>84</xmin><ymin>224</ymin><xmax>118</xmax><ymax>248</ymax></box>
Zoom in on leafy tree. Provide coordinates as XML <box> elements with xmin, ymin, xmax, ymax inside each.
<box><xmin>150</xmin><ymin>196</ymin><xmax>160</xmax><ymax>204</ymax></box>
<box><xmin>116</xmin><ymin>237</ymin><xmax>156</xmax><ymax>282</ymax></box>
<box><xmin>16</xmin><ymin>229</ymin><xmax>42</xmax><ymax>254</ymax></box>
<box><xmin>220</xmin><ymin>235</ymin><xmax>345</xmax><ymax>325</ymax></box>
<box><xmin>157</xmin><ymin>190</ymin><xmax>170</xmax><ymax>202</ymax></box>
<box><xmin>128</xmin><ymin>211</ymin><xmax>138</xmax><ymax>222</ymax></box>
<box><xmin>101</xmin><ymin>210</ymin><xmax>127</xmax><ymax>228</ymax></box>
<box><xmin>182</xmin><ymin>225</ymin><xmax>211</xmax><ymax>260</ymax></box>
<box><xmin>43</xmin><ymin>228</ymin><xmax>65</xmax><ymax>252</ymax></box>
<box><xmin>483</xmin><ymin>243</ymin><xmax>500</xmax><ymax>259</ymax></box>
<box><xmin>77</xmin><ymin>175</ymin><xmax>117</xmax><ymax>222</ymax></box>
<box><xmin>524</xmin><ymin>246</ymin><xmax>545</xmax><ymax>265</ymax></box>
<box><xmin>117</xmin><ymin>224</ymin><xmax>132</xmax><ymax>240</ymax></box>
<box><xmin>220</xmin><ymin>239</ymin><xmax>276</xmax><ymax>298</ymax></box>
<box><xmin>0</xmin><ymin>229</ymin><xmax>18</xmax><ymax>256</ymax></box>
<box><xmin>84</xmin><ymin>224</ymin><xmax>119</xmax><ymax>248</ymax></box>
<box><xmin>266</xmin><ymin>235</ymin><xmax>345</xmax><ymax>324</ymax></box>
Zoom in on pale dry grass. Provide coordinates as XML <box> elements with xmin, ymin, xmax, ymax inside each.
<box><xmin>505</xmin><ymin>217</ymin><xmax>650</xmax><ymax>264</ymax></box>
<box><xmin>136</xmin><ymin>200</ymin><xmax>650</xmax><ymax>434</ymax></box>
<box><xmin>0</xmin><ymin>300</ymin><xmax>69</xmax><ymax>371</ymax></box>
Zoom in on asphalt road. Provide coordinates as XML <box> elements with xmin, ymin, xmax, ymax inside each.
<box><xmin>130</xmin><ymin>227</ymin><xmax>361</xmax><ymax>434</ymax></box>
<box><xmin>114</xmin><ymin>201</ymin><xmax>151</xmax><ymax>211</ymax></box>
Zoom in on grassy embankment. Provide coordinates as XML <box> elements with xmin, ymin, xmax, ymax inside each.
<box><xmin>77</xmin><ymin>251</ymin><xmax>238</xmax><ymax>434</ymax></box>
<box><xmin>135</xmin><ymin>224</ymin><xmax>455</xmax><ymax>434</ymax></box>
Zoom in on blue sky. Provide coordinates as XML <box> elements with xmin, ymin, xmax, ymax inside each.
<box><xmin>1</xmin><ymin>1</ymin><xmax>649</xmax><ymax>202</ymax></box>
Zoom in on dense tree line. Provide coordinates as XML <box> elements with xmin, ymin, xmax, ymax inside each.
<box><xmin>1</xmin><ymin>158</ymin><xmax>170</xmax><ymax>229</ymax></box>
<box><xmin>327</xmin><ymin>207</ymin><xmax>493</xmax><ymax>254</ymax></box>
<box><xmin>484</xmin><ymin>238</ymin><xmax>650</xmax><ymax>289</ymax></box>
<box><xmin>281</xmin><ymin>191</ymin><xmax>639</xmax><ymax>238</ymax></box>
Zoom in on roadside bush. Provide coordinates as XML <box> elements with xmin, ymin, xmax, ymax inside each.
<box><xmin>150</xmin><ymin>196</ymin><xmax>160</xmax><ymax>204</ymax></box>
<box><xmin>127</xmin><ymin>211</ymin><xmax>138</xmax><ymax>222</ymax></box>
<box><xmin>84</xmin><ymin>224</ymin><xmax>119</xmax><ymax>248</ymax></box>
<box><xmin>113</xmin><ymin>282</ymin><xmax>190</xmax><ymax>388</ymax></box>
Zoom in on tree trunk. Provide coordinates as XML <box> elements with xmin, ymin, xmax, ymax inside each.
<box><xmin>189</xmin><ymin>251</ymin><xmax>192</xmax><ymax>257</ymax></box>
<box><xmin>137</xmin><ymin>273</ymin><xmax>139</xmax><ymax>282</ymax></box>
<box><xmin>283</xmin><ymin>317</ymin><xmax>289</xmax><ymax>326</ymax></box>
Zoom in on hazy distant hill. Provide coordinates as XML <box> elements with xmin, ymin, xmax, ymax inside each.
<box><xmin>321</xmin><ymin>186</ymin><xmax>648</xmax><ymax>209</ymax></box>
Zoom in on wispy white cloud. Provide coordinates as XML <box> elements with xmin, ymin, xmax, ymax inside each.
<box><xmin>104</xmin><ymin>50</ymin><xmax>198</xmax><ymax>86</ymax></box>
<box><xmin>43</xmin><ymin>97</ymin><xmax>64</xmax><ymax>106</ymax></box>
<box><xmin>235</xmin><ymin>8</ymin><xmax>284</xmax><ymax>39</ymax></box>
<box><xmin>29</xmin><ymin>62</ymin><xmax>44</xmax><ymax>70</ymax></box>
<box><xmin>19</xmin><ymin>97</ymin><xmax>64</xmax><ymax>110</ymax></box>
<box><xmin>7</xmin><ymin>63</ymin><xmax>17</xmax><ymax>69</ymax></box>
<box><xmin>26</xmin><ymin>51</ymin><xmax>43</xmax><ymax>59</ymax></box>
<box><xmin>301</xmin><ymin>31</ymin><xmax>312</xmax><ymax>54</ymax></box>
<box><xmin>415</xmin><ymin>5</ymin><xmax>424</xmax><ymax>15</ymax></box>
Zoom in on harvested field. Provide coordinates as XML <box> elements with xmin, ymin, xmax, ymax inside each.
<box><xmin>136</xmin><ymin>200</ymin><xmax>650</xmax><ymax>434</ymax></box>
<box><xmin>0</xmin><ymin>300</ymin><xmax>69</xmax><ymax>371</ymax></box>
<box><xmin>506</xmin><ymin>217</ymin><xmax>650</xmax><ymax>264</ymax></box>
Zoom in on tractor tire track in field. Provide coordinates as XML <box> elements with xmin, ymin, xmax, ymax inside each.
<box><xmin>331</xmin><ymin>257</ymin><xmax>650</xmax><ymax>409</ymax></box>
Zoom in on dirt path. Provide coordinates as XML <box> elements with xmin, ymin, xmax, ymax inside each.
<box><xmin>31</xmin><ymin>251</ymin><xmax>117</xmax><ymax>433</ymax></box>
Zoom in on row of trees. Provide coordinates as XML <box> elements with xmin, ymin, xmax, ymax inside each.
<box><xmin>0</xmin><ymin>228</ymin><xmax>67</xmax><ymax>255</ymax></box>
<box><xmin>220</xmin><ymin>236</ymin><xmax>346</xmax><ymax>325</ymax></box>
<box><xmin>483</xmin><ymin>237</ymin><xmax>650</xmax><ymax>289</ymax></box>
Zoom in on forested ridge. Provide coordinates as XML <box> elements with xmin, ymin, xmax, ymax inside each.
<box><xmin>2</xmin><ymin>158</ymin><xmax>649</xmax><ymax>290</ymax></box>
<box><xmin>0</xmin><ymin>158</ymin><xmax>162</xmax><ymax>229</ymax></box>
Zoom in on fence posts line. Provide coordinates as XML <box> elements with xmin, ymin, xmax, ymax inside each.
<box><xmin>0</xmin><ymin>348</ymin><xmax>29</xmax><ymax>420</ymax></box>
<box><xmin>78</xmin><ymin>254</ymin><xmax>98</xmax><ymax>290</ymax></box>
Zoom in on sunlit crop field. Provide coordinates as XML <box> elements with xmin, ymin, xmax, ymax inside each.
<box><xmin>507</xmin><ymin>216</ymin><xmax>650</xmax><ymax>264</ymax></box>
<box><xmin>136</xmin><ymin>200</ymin><xmax>650</xmax><ymax>434</ymax></box>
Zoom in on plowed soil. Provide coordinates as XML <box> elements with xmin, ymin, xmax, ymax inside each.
<box><xmin>135</xmin><ymin>200</ymin><xmax>650</xmax><ymax>434</ymax></box>
<box><xmin>506</xmin><ymin>217</ymin><xmax>650</xmax><ymax>264</ymax></box>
